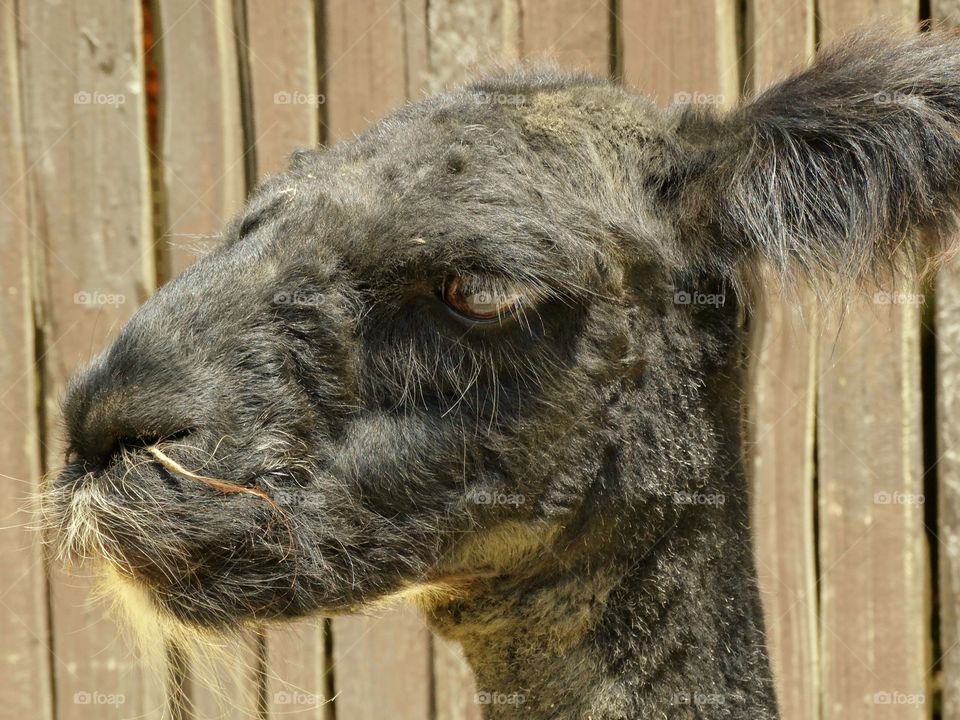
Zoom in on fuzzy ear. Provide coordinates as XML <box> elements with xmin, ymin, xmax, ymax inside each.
<box><xmin>672</xmin><ymin>29</ymin><xmax>960</xmax><ymax>292</ymax></box>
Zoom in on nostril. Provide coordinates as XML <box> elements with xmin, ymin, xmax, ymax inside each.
<box><xmin>68</xmin><ymin>429</ymin><xmax>193</xmax><ymax>474</ymax></box>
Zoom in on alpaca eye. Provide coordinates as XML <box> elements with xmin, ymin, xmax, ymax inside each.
<box><xmin>442</xmin><ymin>276</ymin><xmax>524</xmax><ymax>322</ymax></box>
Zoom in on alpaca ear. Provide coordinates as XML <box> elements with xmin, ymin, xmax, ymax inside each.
<box><xmin>671</xmin><ymin>30</ymin><xmax>960</xmax><ymax>290</ymax></box>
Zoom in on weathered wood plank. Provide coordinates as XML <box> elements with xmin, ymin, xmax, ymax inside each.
<box><xmin>332</xmin><ymin>609</ymin><xmax>433</xmax><ymax>720</ymax></box>
<box><xmin>816</xmin><ymin>7</ymin><xmax>928</xmax><ymax>719</ymax></box>
<box><xmin>0</xmin><ymin>4</ymin><xmax>52</xmax><ymax>719</ymax></box>
<box><xmin>325</xmin><ymin>0</ymin><xmax>411</xmax><ymax>141</ymax></box>
<box><xmin>932</xmin><ymin>4</ymin><xmax>960</xmax><ymax>719</ymax></box>
<box><xmin>243</xmin><ymin>3</ymin><xmax>329</xmax><ymax>716</ymax></box>
<box><xmin>324</xmin><ymin>3</ymin><xmax>433</xmax><ymax>718</ymax></box>
<box><xmin>426</xmin><ymin>0</ymin><xmax>521</xmax><ymax>92</ymax></box>
<box><xmin>620</xmin><ymin>0</ymin><xmax>738</xmax><ymax>105</ymax></box>
<box><xmin>17</xmin><ymin>1</ymin><xmax>162</xmax><ymax>718</ymax></box>
<box><xmin>519</xmin><ymin>0</ymin><xmax>609</xmax><ymax>74</ymax></box>
<box><xmin>154</xmin><ymin>2</ymin><xmax>261</xmax><ymax>716</ymax></box>
<box><xmin>266</xmin><ymin>622</ymin><xmax>328</xmax><ymax>719</ymax></box>
<box><xmin>743</xmin><ymin>3</ymin><xmax>819</xmax><ymax>720</ymax></box>
<box><xmin>157</xmin><ymin>0</ymin><xmax>246</xmax><ymax>277</ymax></box>
<box><xmin>246</xmin><ymin>0</ymin><xmax>320</xmax><ymax>177</ymax></box>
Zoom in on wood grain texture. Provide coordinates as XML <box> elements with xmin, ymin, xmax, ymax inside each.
<box><xmin>620</xmin><ymin>0</ymin><xmax>738</xmax><ymax>105</ymax></box>
<box><xmin>332</xmin><ymin>609</ymin><xmax>432</xmax><ymax>720</ymax></box>
<box><xmin>816</xmin><ymin>5</ymin><xmax>928</xmax><ymax>720</ymax></box>
<box><xmin>325</xmin><ymin>0</ymin><xmax>413</xmax><ymax>141</ymax></box>
<box><xmin>244</xmin><ymin>4</ymin><xmax>328</xmax><ymax>717</ymax></box>
<box><xmin>157</xmin><ymin>0</ymin><xmax>246</xmax><ymax>277</ymax></box>
<box><xmin>246</xmin><ymin>0</ymin><xmax>320</xmax><ymax>176</ymax></box>
<box><xmin>743</xmin><ymin>4</ymin><xmax>819</xmax><ymax>720</ymax></box>
<box><xmin>519</xmin><ymin>0</ymin><xmax>609</xmax><ymax>74</ymax></box>
<box><xmin>324</xmin><ymin>3</ymin><xmax>433</xmax><ymax>718</ymax></box>
<box><xmin>155</xmin><ymin>2</ymin><xmax>260</xmax><ymax>716</ymax></box>
<box><xmin>0</xmin><ymin>4</ymin><xmax>52</xmax><ymax>719</ymax></box>
<box><xmin>932</xmin><ymin>4</ymin><xmax>960</xmax><ymax>719</ymax></box>
<box><xmin>937</xmin><ymin>243</ymin><xmax>960</xmax><ymax>720</ymax></box>
<box><xmin>17</xmin><ymin>1</ymin><xmax>161</xmax><ymax>718</ymax></box>
<box><xmin>266</xmin><ymin>622</ymin><xmax>329</xmax><ymax>719</ymax></box>
<box><xmin>426</xmin><ymin>0</ymin><xmax>521</xmax><ymax>92</ymax></box>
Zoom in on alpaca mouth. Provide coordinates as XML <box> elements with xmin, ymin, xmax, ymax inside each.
<box><xmin>44</xmin><ymin>444</ymin><xmax>245</xmax><ymax>581</ymax></box>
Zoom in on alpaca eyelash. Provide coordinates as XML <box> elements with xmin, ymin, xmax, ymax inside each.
<box><xmin>440</xmin><ymin>275</ymin><xmax>527</xmax><ymax>323</ymax></box>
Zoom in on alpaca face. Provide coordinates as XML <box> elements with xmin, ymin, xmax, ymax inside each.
<box><xmin>46</xmin><ymin>76</ymin><xmax>697</xmax><ymax>629</ymax></box>
<box><xmin>45</xmin><ymin>32</ymin><xmax>960</xmax><ymax>633</ymax></box>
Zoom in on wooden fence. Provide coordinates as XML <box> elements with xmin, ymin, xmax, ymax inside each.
<box><xmin>0</xmin><ymin>0</ymin><xmax>957</xmax><ymax>718</ymax></box>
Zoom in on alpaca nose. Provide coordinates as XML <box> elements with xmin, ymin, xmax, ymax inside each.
<box><xmin>62</xmin><ymin>355</ymin><xmax>194</xmax><ymax>472</ymax></box>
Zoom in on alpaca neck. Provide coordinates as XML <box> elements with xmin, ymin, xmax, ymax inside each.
<box><xmin>425</xmin><ymin>476</ymin><xmax>778</xmax><ymax>719</ymax></box>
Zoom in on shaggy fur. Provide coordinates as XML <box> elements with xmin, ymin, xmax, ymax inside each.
<box><xmin>43</xmin><ymin>30</ymin><xmax>960</xmax><ymax>719</ymax></box>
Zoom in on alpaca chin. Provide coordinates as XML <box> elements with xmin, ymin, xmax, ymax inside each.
<box><xmin>95</xmin><ymin>563</ymin><xmax>265</xmax><ymax>685</ymax></box>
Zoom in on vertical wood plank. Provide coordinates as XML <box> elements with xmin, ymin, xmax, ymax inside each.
<box><xmin>0</xmin><ymin>3</ymin><xmax>52</xmax><ymax>719</ymax></box>
<box><xmin>620</xmin><ymin>0</ymin><xmax>738</xmax><ymax>105</ymax></box>
<box><xmin>518</xmin><ymin>0</ymin><xmax>610</xmax><ymax>74</ymax></box>
<box><xmin>154</xmin><ymin>2</ymin><xmax>260</xmax><ymax>717</ymax></box>
<box><xmin>325</xmin><ymin>0</ymin><xmax>412</xmax><ymax>141</ymax></box>
<box><xmin>17</xmin><ymin>1</ymin><xmax>162</xmax><ymax>718</ymax></box>
<box><xmin>323</xmin><ymin>3</ymin><xmax>432</xmax><ymax>718</ymax></box>
<box><xmin>816</xmin><ymin>7</ymin><xmax>928</xmax><ymax>720</ymax></box>
<box><xmin>426</xmin><ymin>0</ymin><xmax>521</xmax><ymax>92</ymax></box>
<box><xmin>933</xmin><ymin>4</ymin><xmax>960</xmax><ymax>719</ymax></box>
<box><xmin>243</xmin><ymin>2</ymin><xmax>329</xmax><ymax>717</ymax></box>
<box><xmin>157</xmin><ymin>0</ymin><xmax>246</xmax><ymax>277</ymax></box>
<box><xmin>333</xmin><ymin>609</ymin><xmax>433</xmax><ymax>720</ymax></box>
<box><xmin>744</xmin><ymin>3</ymin><xmax>819</xmax><ymax>720</ymax></box>
<box><xmin>246</xmin><ymin>0</ymin><xmax>320</xmax><ymax>177</ymax></box>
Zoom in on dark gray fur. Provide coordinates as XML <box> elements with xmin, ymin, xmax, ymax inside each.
<box><xmin>45</xmin><ymin>30</ymin><xmax>960</xmax><ymax>719</ymax></box>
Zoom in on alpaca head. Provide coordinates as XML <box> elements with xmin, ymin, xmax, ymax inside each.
<box><xmin>44</xmin><ymin>31</ymin><xmax>960</xmax><ymax>639</ymax></box>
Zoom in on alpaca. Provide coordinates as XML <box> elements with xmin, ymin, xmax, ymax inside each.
<box><xmin>44</xmin><ymin>30</ymin><xmax>960</xmax><ymax>719</ymax></box>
